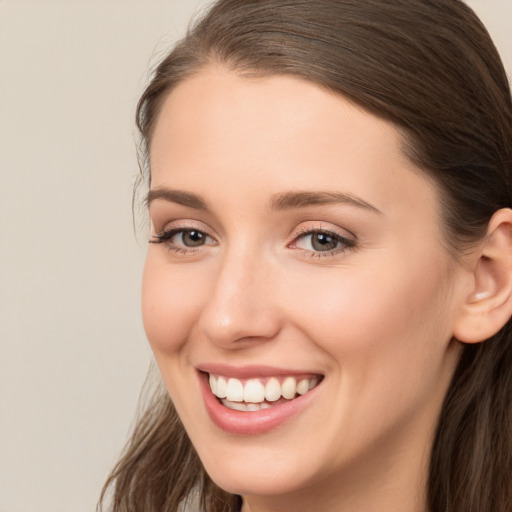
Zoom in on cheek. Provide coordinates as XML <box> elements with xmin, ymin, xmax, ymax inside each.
<box><xmin>141</xmin><ymin>254</ymin><xmax>204</xmax><ymax>357</ymax></box>
<box><xmin>280</xmin><ymin>256</ymin><xmax>456</xmax><ymax>450</ymax></box>
<box><xmin>295</xmin><ymin>253</ymin><xmax>450</xmax><ymax>347</ymax></box>
<box><xmin>285</xmin><ymin>253</ymin><xmax>454</xmax><ymax>397</ymax></box>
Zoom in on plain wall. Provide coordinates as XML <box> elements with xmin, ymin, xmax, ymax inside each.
<box><xmin>0</xmin><ymin>1</ymin><xmax>510</xmax><ymax>511</ymax></box>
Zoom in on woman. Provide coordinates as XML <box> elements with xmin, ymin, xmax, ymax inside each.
<box><xmin>99</xmin><ymin>1</ymin><xmax>512</xmax><ymax>511</ymax></box>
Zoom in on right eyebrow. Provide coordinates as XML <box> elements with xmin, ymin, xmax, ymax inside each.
<box><xmin>146</xmin><ymin>188</ymin><xmax>209</xmax><ymax>210</ymax></box>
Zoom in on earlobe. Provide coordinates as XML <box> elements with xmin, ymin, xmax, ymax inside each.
<box><xmin>453</xmin><ymin>208</ymin><xmax>512</xmax><ymax>344</ymax></box>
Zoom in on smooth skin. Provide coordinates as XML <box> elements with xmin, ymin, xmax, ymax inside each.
<box><xmin>142</xmin><ymin>66</ymin><xmax>512</xmax><ymax>512</ymax></box>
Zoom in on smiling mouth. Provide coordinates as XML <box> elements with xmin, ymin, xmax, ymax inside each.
<box><xmin>207</xmin><ymin>373</ymin><xmax>322</xmax><ymax>412</ymax></box>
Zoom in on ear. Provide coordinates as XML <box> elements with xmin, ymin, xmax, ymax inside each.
<box><xmin>453</xmin><ymin>208</ymin><xmax>512</xmax><ymax>344</ymax></box>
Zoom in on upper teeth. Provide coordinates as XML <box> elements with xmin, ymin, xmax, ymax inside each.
<box><xmin>208</xmin><ymin>374</ymin><xmax>319</xmax><ymax>403</ymax></box>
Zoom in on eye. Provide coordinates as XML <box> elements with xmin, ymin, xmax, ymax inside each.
<box><xmin>290</xmin><ymin>228</ymin><xmax>355</xmax><ymax>255</ymax></box>
<box><xmin>305</xmin><ymin>232</ymin><xmax>339</xmax><ymax>251</ymax></box>
<box><xmin>150</xmin><ymin>227</ymin><xmax>216</xmax><ymax>251</ymax></box>
<box><xmin>173</xmin><ymin>229</ymin><xmax>209</xmax><ymax>247</ymax></box>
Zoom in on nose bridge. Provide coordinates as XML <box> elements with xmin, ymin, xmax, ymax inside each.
<box><xmin>198</xmin><ymin>241</ymin><xmax>280</xmax><ymax>346</ymax></box>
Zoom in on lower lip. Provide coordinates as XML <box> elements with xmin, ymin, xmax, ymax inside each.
<box><xmin>198</xmin><ymin>373</ymin><xmax>320</xmax><ymax>435</ymax></box>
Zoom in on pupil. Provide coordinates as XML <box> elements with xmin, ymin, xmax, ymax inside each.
<box><xmin>184</xmin><ymin>230</ymin><xmax>205</xmax><ymax>247</ymax></box>
<box><xmin>312</xmin><ymin>233</ymin><xmax>337</xmax><ymax>251</ymax></box>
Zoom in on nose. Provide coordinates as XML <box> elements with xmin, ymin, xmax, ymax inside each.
<box><xmin>197</xmin><ymin>247</ymin><xmax>282</xmax><ymax>349</ymax></box>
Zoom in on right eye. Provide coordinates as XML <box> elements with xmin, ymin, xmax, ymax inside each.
<box><xmin>171</xmin><ymin>229</ymin><xmax>209</xmax><ymax>247</ymax></box>
<box><xmin>150</xmin><ymin>228</ymin><xmax>216</xmax><ymax>252</ymax></box>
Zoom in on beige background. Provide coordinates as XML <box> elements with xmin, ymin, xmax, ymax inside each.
<box><xmin>0</xmin><ymin>1</ymin><xmax>510</xmax><ymax>511</ymax></box>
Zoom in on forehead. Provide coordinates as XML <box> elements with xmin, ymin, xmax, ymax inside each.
<box><xmin>149</xmin><ymin>65</ymin><xmax>438</xmax><ymax>222</ymax></box>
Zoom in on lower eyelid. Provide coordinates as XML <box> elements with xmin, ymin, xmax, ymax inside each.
<box><xmin>300</xmin><ymin>245</ymin><xmax>350</xmax><ymax>258</ymax></box>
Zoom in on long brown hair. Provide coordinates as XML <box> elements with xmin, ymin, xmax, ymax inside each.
<box><xmin>99</xmin><ymin>1</ymin><xmax>512</xmax><ymax>511</ymax></box>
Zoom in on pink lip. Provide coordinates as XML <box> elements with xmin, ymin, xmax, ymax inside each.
<box><xmin>197</xmin><ymin>363</ymin><xmax>320</xmax><ymax>379</ymax></box>
<box><xmin>197</xmin><ymin>369</ymin><xmax>322</xmax><ymax>435</ymax></box>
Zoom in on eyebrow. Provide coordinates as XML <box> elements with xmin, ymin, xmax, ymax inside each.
<box><xmin>269</xmin><ymin>191</ymin><xmax>382</xmax><ymax>214</ymax></box>
<box><xmin>146</xmin><ymin>188</ymin><xmax>209</xmax><ymax>210</ymax></box>
<box><xmin>146</xmin><ymin>187</ymin><xmax>381</xmax><ymax>215</ymax></box>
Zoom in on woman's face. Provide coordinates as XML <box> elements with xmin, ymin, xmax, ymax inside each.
<box><xmin>143</xmin><ymin>67</ymin><xmax>466</xmax><ymax>507</ymax></box>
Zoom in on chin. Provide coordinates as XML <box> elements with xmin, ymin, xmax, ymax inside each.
<box><xmin>196</xmin><ymin>441</ymin><xmax>322</xmax><ymax>498</ymax></box>
<box><xmin>206</xmin><ymin>465</ymin><xmax>310</xmax><ymax>498</ymax></box>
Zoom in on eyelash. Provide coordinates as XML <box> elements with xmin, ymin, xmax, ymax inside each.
<box><xmin>149</xmin><ymin>225</ymin><xmax>355</xmax><ymax>258</ymax></box>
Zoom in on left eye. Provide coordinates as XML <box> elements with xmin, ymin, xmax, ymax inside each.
<box><xmin>293</xmin><ymin>230</ymin><xmax>352</xmax><ymax>252</ymax></box>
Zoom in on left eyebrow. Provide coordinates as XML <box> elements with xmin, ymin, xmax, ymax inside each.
<box><xmin>269</xmin><ymin>191</ymin><xmax>382</xmax><ymax>215</ymax></box>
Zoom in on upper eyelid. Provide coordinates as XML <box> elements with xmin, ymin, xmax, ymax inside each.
<box><xmin>290</xmin><ymin>223</ymin><xmax>356</xmax><ymax>241</ymax></box>
<box><xmin>152</xmin><ymin>219</ymin><xmax>217</xmax><ymax>237</ymax></box>
<box><xmin>155</xmin><ymin>226</ymin><xmax>213</xmax><ymax>237</ymax></box>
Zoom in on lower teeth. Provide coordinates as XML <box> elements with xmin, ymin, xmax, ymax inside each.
<box><xmin>221</xmin><ymin>398</ymin><xmax>290</xmax><ymax>411</ymax></box>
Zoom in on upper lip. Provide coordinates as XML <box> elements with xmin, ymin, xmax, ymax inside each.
<box><xmin>196</xmin><ymin>363</ymin><xmax>323</xmax><ymax>379</ymax></box>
